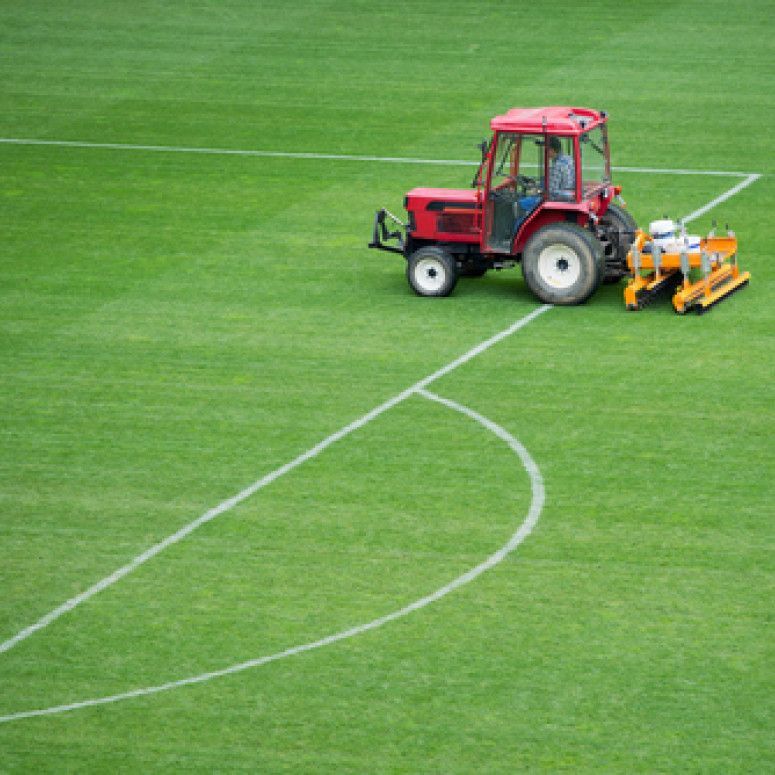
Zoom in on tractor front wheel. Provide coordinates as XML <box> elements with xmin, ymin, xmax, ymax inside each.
<box><xmin>407</xmin><ymin>246</ymin><xmax>458</xmax><ymax>297</ymax></box>
<box><xmin>521</xmin><ymin>223</ymin><xmax>602</xmax><ymax>305</ymax></box>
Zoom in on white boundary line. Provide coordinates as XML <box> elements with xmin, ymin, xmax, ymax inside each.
<box><xmin>0</xmin><ymin>388</ymin><xmax>545</xmax><ymax>724</ymax></box>
<box><xmin>682</xmin><ymin>173</ymin><xmax>762</xmax><ymax>223</ymax></box>
<box><xmin>0</xmin><ymin>304</ymin><xmax>552</xmax><ymax>657</ymax></box>
<box><xmin>0</xmin><ymin>136</ymin><xmax>762</xmax><ymax>178</ymax></box>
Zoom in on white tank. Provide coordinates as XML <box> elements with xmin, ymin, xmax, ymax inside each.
<box><xmin>649</xmin><ymin>219</ymin><xmax>700</xmax><ymax>253</ymax></box>
<box><xmin>649</xmin><ymin>219</ymin><xmax>677</xmax><ymax>241</ymax></box>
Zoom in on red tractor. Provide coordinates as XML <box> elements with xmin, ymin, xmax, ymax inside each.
<box><xmin>369</xmin><ymin>106</ymin><xmax>636</xmax><ymax>305</ymax></box>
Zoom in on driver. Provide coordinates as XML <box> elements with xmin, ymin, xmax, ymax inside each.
<box><xmin>548</xmin><ymin>136</ymin><xmax>575</xmax><ymax>200</ymax></box>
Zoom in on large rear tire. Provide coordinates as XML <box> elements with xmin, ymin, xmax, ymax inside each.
<box><xmin>521</xmin><ymin>223</ymin><xmax>602</xmax><ymax>305</ymax></box>
<box><xmin>600</xmin><ymin>203</ymin><xmax>638</xmax><ymax>283</ymax></box>
<box><xmin>407</xmin><ymin>246</ymin><xmax>458</xmax><ymax>297</ymax></box>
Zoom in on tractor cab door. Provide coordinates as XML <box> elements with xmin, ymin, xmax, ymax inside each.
<box><xmin>484</xmin><ymin>132</ymin><xmax>544</xmax><ymax>253</ymax></box>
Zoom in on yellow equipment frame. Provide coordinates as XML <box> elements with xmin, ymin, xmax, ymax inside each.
<box><xmin>624</xmin><ymin>230</ymin><xmax>750</xmax><ymax>314</ymax></box>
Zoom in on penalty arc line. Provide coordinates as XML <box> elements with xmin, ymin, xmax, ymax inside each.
<box><xmin>0</xmin><ymin>304</ymin><xmax>553</xmax><ymax>657</ymax></box>
<box><xmin>0</xmin><ymin>388</ymin><xmax>545</xmax><ymax>724</ymax></box>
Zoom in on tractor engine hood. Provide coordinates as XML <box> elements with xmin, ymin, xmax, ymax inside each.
<box><xmin>405</xmin><ymin>187</ymin><xmax>481</xmax><ymax>211</ymax></box>
<box><xmin>405</xmin><ymin>188</ymin><xmax>482</xmax><ymax>243</ymax></box>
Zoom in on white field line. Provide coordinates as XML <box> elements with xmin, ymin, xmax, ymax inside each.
<box><xmin>0</xmin><ymin>136</ymin><xmax>762</xmax><ymax>178</ymax></box>
<box><xmin>682</xmin><ymin>173</ymin><xmax>762</xmax><ymax>223</ymax></box>
<box><xmin>0</xmin><ymin>304</ymin><xmax>552</xmax><ymax>657</ymax></box>
<box><xmin>0</xmin><ymin>388</ymin><xmax>545</xmax><ymax>724</ymax></box>
<box><xmin>613</xmin><ymin>166</ymin><xmax>757</xmax><ymax>177</ymax></box>
<box><xmin>0</xmin><ymin>137</ymin><xmax>475</xmax><ymax>167</ymax></box>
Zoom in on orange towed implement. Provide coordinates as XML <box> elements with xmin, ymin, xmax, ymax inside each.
<box><xmin>624</xmin><ymin>221</ymin><xmax>750</xmax><ymax>314</ymax></box>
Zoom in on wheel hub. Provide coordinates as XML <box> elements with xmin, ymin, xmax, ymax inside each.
<box><xmin>415</xmin><ymin>257</ymin><xmax>446</xmax><ymax>292</ymax></box>
<box><xmin>538</xmin><ymin>244</ymin><xmax>581</xmax><ymax>289</ymax></box>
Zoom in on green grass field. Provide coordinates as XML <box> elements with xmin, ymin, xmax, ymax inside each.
<box><xmin>1</xmin><ymin>1</ymin><xmax>773</xmax><ymax>771</ymax></box>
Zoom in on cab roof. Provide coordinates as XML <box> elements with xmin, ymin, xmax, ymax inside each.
<box><xmin>490</xmin><ymin>106</ymin><xmax>606</xmax><ymax>135</ymax></box>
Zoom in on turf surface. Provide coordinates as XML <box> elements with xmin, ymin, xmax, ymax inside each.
<box><xmin>1</xmin><ymin>1</ymin><xmax>773</xmax><ymax>771</ymax></box>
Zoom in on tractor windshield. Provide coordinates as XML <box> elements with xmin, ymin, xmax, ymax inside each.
<box><xmin>490</xmin><ymin>132</ymin><xmax>544</xmax><ymax>186</ymax></box>
<box><xmin>580</xmin><ymin>125</ymin><xmax>610</xmax><ymax>194</ymax></box>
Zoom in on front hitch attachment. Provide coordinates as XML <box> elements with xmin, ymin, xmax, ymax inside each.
<box><xmin>369</xmin><ymin>208</ymin><xmax>406</xmax><ymax>255</ymax></box>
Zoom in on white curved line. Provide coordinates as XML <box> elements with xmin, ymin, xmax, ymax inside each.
<box><xmin>0</xmin><ymin>305</ymin><xmax>551</xmax><ymax>656</ymax></box>
<box><xmin>0</xmin><ymin>390</ymin><xmax>544</xmax><ymax>724</ymax></box>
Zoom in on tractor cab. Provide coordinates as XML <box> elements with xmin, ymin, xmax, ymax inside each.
<box><xmin>480</xmin><ymin>107</ymin><xmax>613</xmax><ymax>254</ymax></box>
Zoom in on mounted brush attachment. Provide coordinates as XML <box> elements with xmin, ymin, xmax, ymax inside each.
<box><xmin>624</xmin><ymin>219</ymin><xmax>750</xmax><ymax>314</ymax></box>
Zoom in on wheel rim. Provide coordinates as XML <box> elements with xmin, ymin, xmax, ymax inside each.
<box><xmin>537</xmin><ymin>243</ymin><xmax>581</xmax><ymax>289</ymax></box>
<box><xmin>414</xmin><ymin>257</ymin><xmax>447</xmax><ymax>293</ymax></box>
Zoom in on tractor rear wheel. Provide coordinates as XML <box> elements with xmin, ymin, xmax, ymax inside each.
<box><xmin>600</xmin><ymin>202</ymin><xmax>638</xmax><ymax>283</ymax></box>
<box><xmin>407</xmin><ymin>246</ymin><xmax>458</xmax><ymax>297</ymax></box>
<box><xmin>521</xmin><ymin>223</ymin><xmax>602</xmax><ymax>305</ymax></box>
